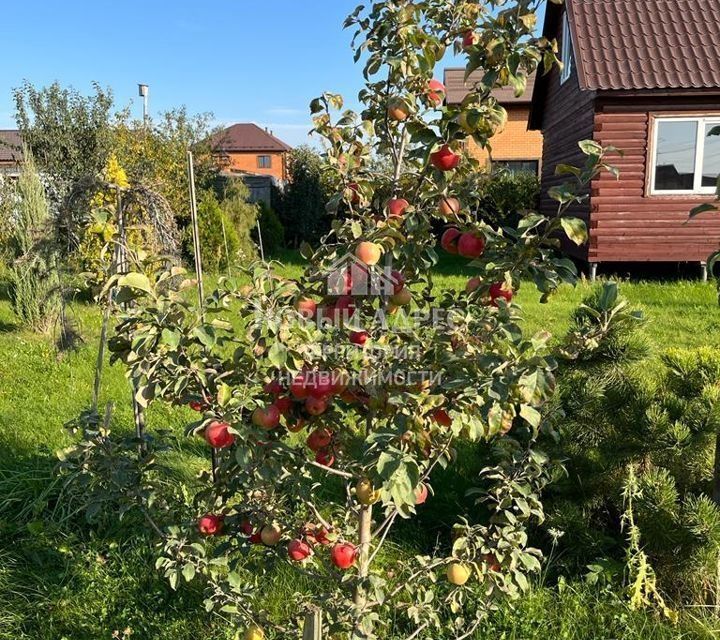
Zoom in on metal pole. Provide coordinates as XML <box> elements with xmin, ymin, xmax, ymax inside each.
<box><xmin>187</xmin><ymin>150</ymin><xmax>218</xmax><ymax>479</ymax></box>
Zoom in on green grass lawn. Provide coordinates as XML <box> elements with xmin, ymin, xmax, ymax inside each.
<box><xmin>1</xmin><ymin>256</ymin><xmax>719</xmax><ymax>639</ymax></box>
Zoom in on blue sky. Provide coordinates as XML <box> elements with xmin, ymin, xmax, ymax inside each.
<box><xmin>0</xmin><ymin>1</ymin><xmax>545</xmax><ymax>147</ymax></box>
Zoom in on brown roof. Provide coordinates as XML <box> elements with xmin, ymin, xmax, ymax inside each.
<box><xmin>0</xmin><ymin>130</ymin><xmax>22</xmax><ymax>163</ymax></box>
<box><xmin>211</xmin><ymin>123</ymin><xmax>291</xmax><ymax>153</ymax></box>
<box><xmin>444</xmin><ymin>69</ymin><xmax>536</xmax><ymax>105</ymax></box>
<box><xmin>569</xmin><ymin>0</ymin><xmax>720</xmax><ymax>91</ymax></box>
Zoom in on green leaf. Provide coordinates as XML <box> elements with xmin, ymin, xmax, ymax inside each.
<box><xmin>182</xmin><ymin>563</ymin><xmax>196</xmax><ymax>582</ymax></box>
<box><xmin>217</xmin><ymin>383</ymin><xmax>233</xmax><ymax>407</ymax></box>
<box><xmin>520</xmin><ymin>405</ymin><xmax>542</xmax><ymax>428</ymax></box>
<box><xmin>268</xmin><ymin>342</ymin><xmax>288</xmax><ymax>369</ymax></box>
<box><xmin>560</xmin><ymin>217</ymin><xmax>588</xmax><ymax>246</ymax></box>
<box><xmin>689</xmin><ymin>203</ymin><xmax>718</xmax><ymax>219</ymax></box>
<box><xmin>579</xmin><ymin>140</ymin><xmax>603</xmax><ymax>157</ymax></box>
<box><xmin>118</xmin><ymin>272</ymin><xmax>154</xmax><ymax>295</ymax></box>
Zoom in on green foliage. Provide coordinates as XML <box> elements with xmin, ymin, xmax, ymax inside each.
<box><xmin>216</xmin><ymin>178</ymin><xmax>259</xmax><ymax>264</ymax></box>
<box><xmin>254</xmin><ymin>201</ymin><xmax>285</xmax><ymax>256</ymax></box>
<box><xmin>475</xmin><ymin>170</ymin><xmax>541</xmax><ymax>229</ymax></box>
<box><xmin>7</xmin><ymin>149</ymin><xmax>60</xmax><ymax>332</ymax></box>
<box><xmin>14</xmin><ymin>81</ymin><xmax>114</xmax><ymax>187</ymax></box>
<box><xmin>547</xmin><ymin>285</ymin><xmax>720</xmax><ymax>602</ymax></box>
<box><xmin>184</xmin><ymin>190</ymin><xmax>250</xmax><ymax>273</ymax></box>
<box><xmin>275</xmin><ymin>145</ymin><xmax>331</xmax><ymax>247</ymax></box>
<box><xmin>113</xmin><ymin>107</ymin><xmax>219</xmax><ymax>226</ymax></box>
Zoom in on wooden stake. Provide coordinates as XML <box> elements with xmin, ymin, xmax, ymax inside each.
<box><xmin>186</xmin><ymin>150</ymin><xmax>218</xmax><ymax>479</ymax></box>
<box><xmin>302</xmin><ymin>609</ymin><xmax>323</xmax><ymax>640</ymax></box>
<box><xmin>115</xmin><ymin>186</ymin><xmax>147</xmax><ymax>451</ymax></box>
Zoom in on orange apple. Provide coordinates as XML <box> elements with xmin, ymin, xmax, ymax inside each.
<box><xmin>355</xmin><ymin>241</ymin><xmax>382</xmax><ymax>266</ymax></box>
<box><xmin>438</xmin><ymin>196</ymin><xmax>461</xmax><ymax>217</ymax></box>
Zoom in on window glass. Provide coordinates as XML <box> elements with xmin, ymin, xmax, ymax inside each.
<box><xmin>257</xmin><ymin>155</ymin><xmax>272</xmax><ymax>169</ymax></box>
<box><xmin>560</xmin><ymin>14</ymin><xmax>573</xmax><ymax>84</ymax></box>
<box><xmin>702</xmin><ymin>123</ymin><xmax>720</xmax><ymax>188</ymax></box>
<box><xmin>654</xmin><ymin>120</ymin><xmax>697</xmax><ymax>191</ymax></box>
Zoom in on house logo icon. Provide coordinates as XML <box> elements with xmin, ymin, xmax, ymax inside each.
<box><xmin>325</xmin><ymin>254</ymin><xmax>398</xmax><ymax>297</ymax></box>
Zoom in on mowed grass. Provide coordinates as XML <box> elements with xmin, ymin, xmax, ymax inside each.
<box><xmin>0</xmin><ymin>255</ymin><xmax>719</xmax><ymax>639</ymax></box>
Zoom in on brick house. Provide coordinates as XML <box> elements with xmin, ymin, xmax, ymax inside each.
<box><xmin>0</xmin><ymin>130</ymin><xmax>23</xmax><ymax>177</ymax></box>
<box><xmin>211</xmin><ymin>123</ymin><xmax>292</xmax><ymax>183</ymax></box>
<box><xmin>445</xmin><ymin>69</ymin><xmax>543</xmax><ymax>175</ymax></box>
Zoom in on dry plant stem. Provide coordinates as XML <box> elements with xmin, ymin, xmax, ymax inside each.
<box><xmin>405</xmin><ymin>622</ymin><xmax>430</xmax><ymax>640</ymax></box>
<box><xmin>367</xmin><ymin>509</ymin><xmax>397</xmax><ymax>566</ymax></box>
<box><xmin>390</xmin><ymin>559</ymin><xmax>447</xmax><ymax>599</ymax></box>
<box><xmin>455</xmin><ymin>618</ymin><xmax>483</xmax><ymax>640</ymax></box>
<box><xmin>308</xmin><ymin>460</ymin><xmax>354</xmax><ymax>479</ymax></box>
<box><xmin>305</xmin><ymin>499</ymin><xmax>333</xmax><ymax>531</ymax></box>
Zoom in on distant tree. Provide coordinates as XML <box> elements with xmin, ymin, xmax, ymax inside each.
<box><xmin>276</xmin><ymin>145</ymin><xmax>330</xmax><ymax>247</ymax></box>
<box><xmin>113</xmin><ymin>107</ymin><xmax>219</xmax><ymax>226</ymax></box>
<box><xmin>14</xmin><ymin>81</ymin><xmax>114</xmax><ymax>188</ymax></box>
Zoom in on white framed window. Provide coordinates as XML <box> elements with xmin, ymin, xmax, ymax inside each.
<box><xmin>650</xmin><ymin>116</ymin><xmax>720</xmax><ymax>195</ymax></box>
<box><xmin>560</xmin><ymin>13</ymin><xmax>573</xmax><ymax>85</ymax></box>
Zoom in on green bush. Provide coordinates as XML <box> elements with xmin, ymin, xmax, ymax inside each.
<box><xmin>184</xmin><ymin>191</ymin><xmax>239</xmax><ymax>273</ymax></box>
<box><xmin>476</xmin><ymin>170</ymin><xmax>540</xmax><ymax>228</ymax></box>
<box><xmin>254</xmin><ymin>201</ymin><xmax>285</xmax><ymax>257</ymax></box>
<box><xmin>274</xmin><ymin>145</ymin><xmax>330</xmax><ymax>247</ymax></box>
<box><xmin>547</xmin><ymin>285</ymin><xmax>720</xmax><ymax>602</ymax></box>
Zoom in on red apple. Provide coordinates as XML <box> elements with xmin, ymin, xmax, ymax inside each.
<box><xmin>489</xmin><ymin>282</ymin><xmax>513</xmax><ymax>306</ymax></box>
<box><xmin>295</xmin><ymin>297</ymin><xmax>317</xmax><ymax>320</ymax></box>
<box><xmin>427</xmin><ymin>79</ymin><xmax>446</xmax><ymax>106</ymax></box>
<box><xmin>387</xmin><ymin>98</ymin><xmax>410</xmax><ymax>121</ymax></box>
<box><xmin>288</xmin><ymin>539</ymin><xmax>313</xmax><ymax>561</ymax></box>
<box><xmin>430</xmin><ymin>145</ymin><xmax>460</xmax><ymax>171</ymax></box>
<box><xmin>415</xmin><ymin>483</ymin><xmax>429</xmax><ymax>505</ymax></box>
<box><xmin>315</xmin><ymin>449</ymin><xmax>335</xmax><ymax>467</ymax></box>
<box><xmin>252</xmin><ymin>405</ymin><xmax>280</xmax><ymax>430</ymax></box>
<box><xmin>390</xmin><ymin>288</ymin><xmax>412</xmax><ymax>307</ymax></box>
<box><xmin>287</xmin><ymin>418</ymin><xmax>306</xmax><ymax>433</ymax></box>
<box><xmin>432</xmin><ymin>409</ymin><xmax>452</xmax><ymax>427</ymax></box>
<box><xmin>326</xmin><ymin>295</ymin><xmax>357</xmax><ymax>325</ymax></box>
<box><xmin>330</xmin><ymin>542</ymin><xmax>357</xmax><ymax>569</ymax></box>
<box><xmin>315</xmin><ymin>526</ymin><xmax>334</xmax><ymax>546</ymax></box>
<box><xmin>457</xmin><ymin>233</ymin><xmax>485</xmax><ymax>259</ymax></box>
<box><xmin>198</xmin><ymin>513</ymin><xmax>224</xmax><ymax>536</ymax></box>
<box><xmin>249</xmin><ymin>532</ymin><xmax>263</xmax><ymax>545</ymax></box>
<box><xmin>204</xmin><ymin>421</ymin><xmax>235</xmax><ymax>448</ymax></box>
<box><xmin>390</xmin><ymin>270</ymin><xmax>405</xmax><ymax>294</ymax></box>
<box><xmin>307</xmin><ymin>428</ymin><xmax>333</xmax><ymax>452</ymax></box>
<box><xmin>349</xmin><ymin>330</ymin><xmax>369</xmax><ymax>346</ymax></box>
<box><xmin>438</xmin><ymin>196</ymin><xmax>461</xmax><ymax>217</ymax></box>
<box><xmin>466</xmin><ymin>277</ymin><xmax>482</xmax><ymax>294</ymax></box>
<box><xmin>387</xmin><ymin>198</ymin><xmax>410</xmax><ymax>217</ymax></box>
<box><xmin>305</xmin><ymin>396</ymin><xmax>328</xmax><ymax>416</ymax></box>
<box><xmin>355</xmin><ymin>241</ymin><xmax>382</xmax><ymax>266</ymax></box>
<box><xmin>260</xmin><ymin>523</ymin><xmax>282</xmax><ymax>546</ymax></box>
<box><xmin>462</xmin><ymin>30</ymin><xmax>477</xmax><ymax>48</ymax></box>
<box><xmin>441</xmin><ymin>228</ymin><xmax>462</xmax><ymax>254</ymax></box>
<box><xmin>290</xmin><ymin>372</ymin><xmax>310</xmax><ymax>399</ymax></box>
<box><xmin>263</xmin><ymin>379</ymin><xmax>283</xmax><ymax>396</ymax></box>
<box><xmin>307</xmin><ymin>371</ymin><xmax>334</xmax><ymax>398</ymax></box>
<box><xmin>330</xmin><ymin>370</ymin><xmax>350</xmax><ymax>395</ymax></box>
<box><xmin>483</xmin><ymin>553</ymin><xmax>501</xmax><ymax>572</ymax></box>
<box><xmin>189</xmin><ymin>400</ymin><xmax>205</xmax><ymax>412</ymax></box>
<box><xmin>240</xmin><ymin>519</ymin><xmax>254</xmax><ymax>536</ymax></box>
<box><xmin>272</xmin><ymin>396</ymin><xmax>294</xmax><ymax>416</ymax></box>
<box><xmin>348</xmin><ymin>182</ymin><xmax>361</xmax><ymax>205</ymax></box>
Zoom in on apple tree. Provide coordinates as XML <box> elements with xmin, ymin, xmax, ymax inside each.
<box><xmin>63</xmin><ymin>1</ymin><xmax>618</xmax><ymax>638</ymax></box>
